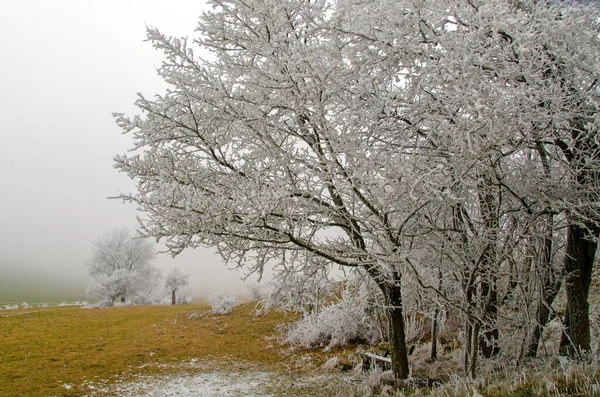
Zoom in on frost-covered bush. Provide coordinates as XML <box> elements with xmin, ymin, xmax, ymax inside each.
<box><xmin>284</xmin><ymin>289</ymin><xmax>376</xmax><ymax>348</ymax></box>
<box><xmin>206</xmin><ymin>292</ymin><xmax>238</xmax><ymax>315</ymax></box>
<box><xmin>84</xmin><ymin>300</ymin><xmax>117</xmax><ymax>309</ymax></box>
<box><xmin>404</xmin><ymin>312</ymin><xmax>425</xmax><ymax>344</ymax></box>
<box><xmin>245</xmin><ymin>281</ymin><xmax>267</xmax><ymax>301</ymax></box>
<box><xmin>180</xmin><ymin>295</ymin><xmax>192</xmax><ymax>305</ymax></box>
<box><xmin>130</xmin><ymin>294</ymin><xmax>160</xmax><ymax>306</ymax></box>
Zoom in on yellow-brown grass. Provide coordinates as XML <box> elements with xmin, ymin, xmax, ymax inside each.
<box><xmin>0</xmin><ymin>303</ymin><xmax>348</xmax><ymax>397</ymax></box>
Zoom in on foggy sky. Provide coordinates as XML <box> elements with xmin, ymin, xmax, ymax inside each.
<box><xmin>0</xmin><ymin>0</ymin><xmax>253</xmax><ymax>296</ymax></box>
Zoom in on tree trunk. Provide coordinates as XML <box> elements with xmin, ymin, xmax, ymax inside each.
<box><xmin>430</xmin><ymin>307</ymin><xmax>439</xmax><ymax>361</ymax></box>
<box><xmin>523</xmin><ymin>302</ymin><xmax>552</xmax><ymax>358</ymax></box>
<box><xmin>479</xmin><ymin>281</ymin><xmax>499</xmax><ymax>358</ymax></box>
<box><xmin>463</xmin><ymin>319</ymin><xmax>483</xmax><ymax>378</ymax></box>
<box><xmin>464</xmin><ymin>322</ymin><xmax>472</xmax><ymax>375</ymax></box>
<box><xmin>382</xmin><ymin>275</ymin><xmax>410</xmax><ymax>379</ymax></box>
<box><xmin>172</xmin><ymin>290</ymin><xmax>176</xmax><ymax>305</ymax></box>
<box><xmin>559</xmin><ymin>222</ymin><xmax>598</xmax><ymax>356</ymax></box>
<box><xmin>477</xmin><ymin>171</ymin><xmax>500</xmax><ymax>358</ymax></box>
<box><xmin>523</xmin><ymin>220</ymin><xmax>560</xmax><ymax>358</ymax></box>
<box><xmin>469</xmin><ymin>322</ymin><xmax>481</xmax><ymax>379</ymax></box>
<box><xmin>555</xmin><ymin>111</ymin><xmax>600</xmax><ymax>357</ymax></box>
<box><xmin>430</xmin><ymin>268</ymin><xmax>442</xmax><ymax>361</ymax></box>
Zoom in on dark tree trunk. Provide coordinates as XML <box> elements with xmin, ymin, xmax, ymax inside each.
<box><xmin>559</xmin><ymin>222</ymin><xmax>598</xmax><ymax>356</ymax></box>
<box><xmin>464</xmin><ymin>322</ymin><xmax>472</xmax><ymax>375</ymax></box>
<box><xmin>479</xmin><ymin>281</ymin><xmax>499</xmax><ymax>358</ymax></box>
<box><xmin>430</xmin><ymin>268</ymin><xmax>442</xmax><ymax>361</ymax></box>
<box><xmin>524</xmin><ymin>301</ymin><xmax>552</xmax><ymax>358</ymax></box>
<box><xmin>523</xmin><ymin>220</ymin><xmax>561</xmax><ymax>358</ymax></box>
<box><xmin>554</xmin><ymin>110</ymin><xmax>600</xmax><ymax>357</ymax></box>
<box><xmin>172</xmin><ymin>290</ymin><xmax>176</xmax><ymax>305</ymax></box>
<box><xmin>463</xmin><ymin>280</ymin><xmax>477</xmax><ymax>376</ymax></box>
<box><xmin>430</xmin><ymin>307</ymin><xmax>439</xmax><ymax>361</ymax></box>
<box><xmin>381</xmin><ymin>274</ymin><xmax>410</xmax><ymax>379</ymax></box>
<box><xmin>477</xmin><ymin>171</ymin><xmax>500</xmax><ymax>359</ymax></box>
<box><xmin>464</xmin><ymin>319</ymin><xmax>481</xmax><ymax>378</ymax></box>
<box><xmin>469</xmin><ymin>322</ymin><xmax>480</xmax><ymax>379</ymax></box>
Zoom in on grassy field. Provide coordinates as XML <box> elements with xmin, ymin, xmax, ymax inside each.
<box><xmin>0</xmin><ymin>303</ymin><xmax>350</xmax><ymax>397</ymax></box>
<box><xmin>2</xmin><ymin>302</ymin><xmax>599</xmax><ymax>397</ymax></box>
<box><xmin>0</xmin><ymin>282</ymin><xmax>86</xmax><ymax>308</ymax></box>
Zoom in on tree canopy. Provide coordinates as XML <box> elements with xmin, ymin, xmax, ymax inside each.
<box><xmin>86</xmin><ymin>228</ymin><xmax>159</xmax><ymax>305</ymax></box>
<box><xmin>115</xmin><ymin>0</ymin><xmax>600</xmax><ymax>378</ymax></box>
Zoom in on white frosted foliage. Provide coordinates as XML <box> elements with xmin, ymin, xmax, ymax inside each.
<box><xmin>206</xmin><ymin>292</ymin><xmax>238</xmax><ymax>315</ymax></box>
<box><xmin>85</xmin><ymin>228</ymin><xmax>160</xmax><ymax>306</ymax></box>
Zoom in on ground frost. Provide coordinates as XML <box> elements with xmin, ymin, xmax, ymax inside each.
<box><xmin>104</xmin><ymin>372</ymin><xmax>273</xmax><ymax>397</ymax></box>
<box><xmin>89</xmin><ymin>358</ymin><xmax>353</xmax><ymax>396</ymax></box>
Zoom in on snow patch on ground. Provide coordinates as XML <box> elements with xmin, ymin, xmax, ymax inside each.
<box><xmin>108</xmin><ymin>372</ymin><xmax>272</xmax><ymax>397</ymax></box>
<box><xmin>89</xmin><ymin>360</ymin><xmax>352</xmax><ymax>397</ymax></box>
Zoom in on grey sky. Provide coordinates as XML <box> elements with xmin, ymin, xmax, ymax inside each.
<box><xmin>0</xmin><ymin>0</ymin><xmax>252</xmax><ymax>296</ymax></box>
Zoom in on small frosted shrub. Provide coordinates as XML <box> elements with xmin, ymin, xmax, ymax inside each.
<box><xmin>404</xmin><ymin>312</ymin><xmax>425</xmax><ymax>343</ymax></box>
<box><xmin>207</xmin><ymin>292</ymin><xmax>238</xmax><ymax>315</ymax></box>
<box><xmin>245</xmin><ymin>281</ymin><xmax>266</xmax><ymax>301</ymax></box>
<box><xmin>284</xmin><ymin>290</ymin><xmax>374</xmax><ymax>348</ymax></box>
<box><xmin>83</xmin><ymin>300</ymin><xmax>115</xmax><ymax>309</ymax></box>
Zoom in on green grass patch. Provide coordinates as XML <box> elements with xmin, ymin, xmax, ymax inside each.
<box><xmin>0</xmin><ymin>282</ymin><xmax>85</xmax><ymax>307</ymax></box>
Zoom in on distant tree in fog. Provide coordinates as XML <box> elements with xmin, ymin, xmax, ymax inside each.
<box><xmin>164</xmin><ymin>268</ymin><xmax>190</xmax><ymax>305</ymax></box>
<box><xmin>85</xmin><ymin>228</ymin><xmax>160</xmax><ymax>305</ymax></box>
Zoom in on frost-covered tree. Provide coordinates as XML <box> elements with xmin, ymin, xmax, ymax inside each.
<box><xmin>164</xmin><ymin>268</ymin><xmax>190</xmax><ymax>305</ymax></box>
<box><xmin>389</xmin><ymin>0</ymin><xmax>600</xmax><ymax>368</ymax></box>
<box><xmin>114</xmin><ymin>0</ymin><xmax>600</xmax><ymax>378</ymax></box>
<box><xmin>86</xmin><ymin>228</ymin><xmax>159</xmax><ymax>305</ymax></box>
